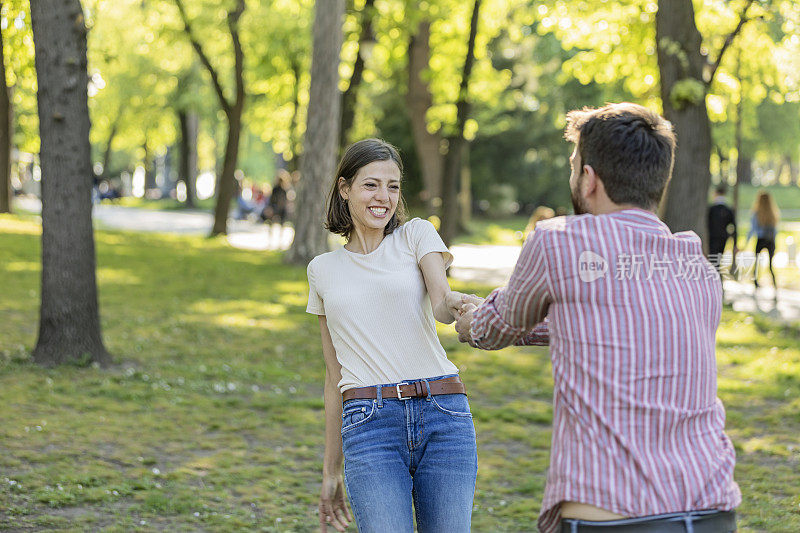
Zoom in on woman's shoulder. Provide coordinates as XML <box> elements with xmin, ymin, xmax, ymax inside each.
<box><xmin>400</xmin><ymin>217</ymin><xmax>436</xmax><ymax>235</ymax></box>
<box><xmin>308</xmin><ymin>249</ymin><xmax>345</xmax><ymax>273</ymax></box>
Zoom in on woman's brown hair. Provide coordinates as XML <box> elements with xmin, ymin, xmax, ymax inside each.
<box><xmin>325</xmin><ymin>138</ymin><xmax>407</xmax><ymax>238</ymax></box>
<box><xmin>752</xmin><ymin>190</ymin><xmax>780</xmax><ymax>228</ymax></box>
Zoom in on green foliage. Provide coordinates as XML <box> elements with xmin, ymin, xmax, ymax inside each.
<box><xmin>1</xmin><ymin>0</ymin><xmax>38</xmax><ymax>153</ymax></box>
<box><xmin>2</xmin><ymin>215</ymin><xmax>800</xmax><ymax>530</ymax></box>
<box><xmin>669</xmin><ymin>78</ymin><xmax>706</xmax><ymax>110</ymax></box>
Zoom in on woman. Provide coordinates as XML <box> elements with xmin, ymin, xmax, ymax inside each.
<box><xmin>746</xmin><ymin>190</ymin><xmax>780</xmax><ymax>289</ymax></box>
<box><xmin>306</xmin><ymin>139</ymin><xmax>477</xmax><ymax>532</ymax></box>
<box><xmin>522</xmin><ymin>205</ymin><xmax>555</xmax><ymax>242</ymax></box>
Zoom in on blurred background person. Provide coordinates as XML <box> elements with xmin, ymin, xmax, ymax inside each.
<box><xmin>707</xmin><ymin>183</ymin><xmax>736</xmax><ymax>278</ymax></box>
<box><xmin>746</xmin><ymin>190</ymin><xmax>780</xmax><ymax>290</ymax></box>
<box><xmin>522</xmin><ymin>205</ymin><xmax>555</xmax><ymax>242</ymax></box>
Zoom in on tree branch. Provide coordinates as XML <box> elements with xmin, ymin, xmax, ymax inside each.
<box><xmin>229</xmin><ymin>0</ymin><xmax>245</xmax><ymax>109</ymax></box>
<box><xmin>174</xmin><ymin>0</ymin><xmax>232</xmax><ymax>115</ymax></box>
<box><xmin>705</xmin><ymin>0</ymin><xmax>754</xmax><ymax>85</ymax></box>
<box><xmin>454</xmin><ymin>0</ymin><xmax>481</xmax><ymax>133</ymax></box>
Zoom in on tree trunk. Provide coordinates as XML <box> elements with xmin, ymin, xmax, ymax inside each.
<box><xmin>175</xmin><ymin>0</ymin><xmax>245</xmax><ymax>236</ymax></box>
<box><xmin>100</xmin><ymin>114</ymin><xmax>119</xmax><ymax>180</ymax></box>
<box><xmin>142</xmin><ymin>140</ymin><xmax>156</xmax><ymax>192</ymax></box>
<box><xmin>30</xmin><ymin>0</ymin><xmax>110</xmax><ymax>366</ymax></box>
<box><xmin>459</xmin><ymin>142</ymin><xmax>471</xmax><ymax>230</ymax></box>
<box><xmin>178</xmin><ymin>109</ymin><xmax>198</xmax><ymax>207</ymax></box>
<box><xmin>656</xmin><ymin>0</ymin><xmax>712</xmax><ymax>243</ymax></box>
<box><xmin>736</xmin><ymin>156</ymin><xmax>752</xmax><ymax>186</ymax></box>
<box><xmin>0</xmin><ymin>9</ymin><xmax>12</xmax><ymax>215</ymax></box>
<box><xmin>286</xmin><ymin>0</ymin><xmax>344</xmax><ymax>265</ymax></box>
<box><xmin>288</xmin><ymin>58</ymin><xmax>302</xmax><ymax>173</ymax></box>
<box><xmin>406</xmin><ymin>20</ymin><xmax>443</xmax><ymax>216</ymax></box>
<box><xmin>338</xmin><ymin>0</ymin><xmax>374</xmax><ymax>153</ymax></box>
<box><xmin>211</xmin><ymin>106</ymin><xmax>242</xmax><ymax>235</ymax></box>
<box><xmin>440</xmin><ymin>0</ymin><xmax>481</xmax><ymax>246</ymax></box>
<box><xmin>787</xmin><ymin>155</ymin><xmax>798</xmax><ymax>186</ymax></box>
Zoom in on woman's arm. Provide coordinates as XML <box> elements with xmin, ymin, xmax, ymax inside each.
<box><xmin>318</xmin><ymin>316</ymin><xmax>352</xmax><ymax>532</ymax></box>
<box><xmin>419</xmin><ymin>251</ymin><xmax>473</xmax><ymax>324</ymax></box>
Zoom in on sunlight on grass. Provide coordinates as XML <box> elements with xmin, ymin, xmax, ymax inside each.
<box><xmin>3</xmin><ymin>261</ymin><xmax>40</xmax><ymax>273</ymax></box>
<box><xmin>0</xmin><ymin>215</ymin><xmax>41</xmax><ymax>235</ymax></box>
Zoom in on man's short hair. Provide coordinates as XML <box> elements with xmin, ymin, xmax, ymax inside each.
<box><xmin>565</xmin><ymin>103</ymin><xmax>676</xmax><ymax>210</ymax></box>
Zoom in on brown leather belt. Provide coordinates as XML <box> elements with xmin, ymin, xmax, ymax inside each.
<box><xmin>342</xmin><ymin>376</ymin><xmax>466</xmax><ymax>402</ymax></box>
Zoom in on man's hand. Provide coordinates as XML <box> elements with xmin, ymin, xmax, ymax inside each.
<box><xmin>319</xmin><ymin>474</ymin><xmax>352</xmax><ymax>532</ymax></box>
<box><xmin>455</xmin><ymin>303</ymin><xmax>478</xmax><ymax>344</ymax></box>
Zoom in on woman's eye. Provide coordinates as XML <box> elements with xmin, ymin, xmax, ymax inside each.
<box><xmin>390</xmin><ymin>185</ymin><xmax>400</xmax><ymax>191</ymax></box>
<box><xmin>364</xmin><ymin>183</ymin><xmax>377</xmax><ymax>189</ymax></box>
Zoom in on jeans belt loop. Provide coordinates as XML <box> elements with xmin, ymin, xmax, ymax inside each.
<box><xmin>376</xmin><ymin>384</ymin><xmax>383</xmax><ymax>408</ymax></box>
<box><xmin>423</xmin><ymin>379</ymin><xmax>432</xmax><ymax>400</ymax></box>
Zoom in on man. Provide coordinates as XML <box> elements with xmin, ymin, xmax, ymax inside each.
<box><xmin>456</xmin><ymin>103</ymin><xmax>740</xmax><ymax>532</ymax></box>
<box><xmin>708</xmin><ymin>184</ymin><xmax>737</xmax><ymax>276</ymax></box>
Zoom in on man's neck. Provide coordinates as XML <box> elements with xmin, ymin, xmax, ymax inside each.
<box><xmin>594</xmin><ymin>203</ymin><xmax>653</xmax><ymax>216</ymax></box>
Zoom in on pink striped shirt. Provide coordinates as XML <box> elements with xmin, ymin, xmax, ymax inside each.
<box><xmin>470</xmin><ymin>209</ymin><xmax>740</xmax><ymax>532</ymax></box>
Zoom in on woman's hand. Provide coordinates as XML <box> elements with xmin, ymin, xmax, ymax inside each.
<box><xmin>444</xmin><ymin>292</ymin><xmax>485</xmax><ymax>320</ymax></box>
<box><xmin>319</xmin><ymin>474</ymin><xmax>352</xmax><ymax>532</ymax></box>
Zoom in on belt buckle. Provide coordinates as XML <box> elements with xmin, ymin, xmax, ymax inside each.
<box><xmin>396</xmin><ymin>383</ymin><xmax>411</xmax><ymax>400</ymax></box>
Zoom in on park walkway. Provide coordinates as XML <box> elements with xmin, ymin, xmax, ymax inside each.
<box><xmin>13</xmin><ymin>197</ymin><xmax>800</xmax><ymax>323</ymax></box>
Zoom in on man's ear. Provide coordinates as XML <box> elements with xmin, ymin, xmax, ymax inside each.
<box><xmin>337</xmin><ymin>177</ymin><xmax>348</xmax><ymax>200</ymax></box>
<box><xmin>582</xmin><ymin>165</ymin><xmax>599</xmax><ymax>197</ymax></box>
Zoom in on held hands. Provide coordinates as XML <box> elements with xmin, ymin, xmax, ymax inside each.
<box><xmin>319</xmin><ymin>474</ymin><xmax>352</xmax><ymax>532</ymax></box>
<box><xmin>444</xmin><ymin>292</ymin><xmax>484</xmax><ymax>345</ymax></box>
<box><xmin>444</xmin><ymin>291</ymin><xmax>485</xmax><ymax>321</ymax></box>
<box><xmin>456</xmin><ymin>303</ymin><xmax>478</xmax><ymax>344</ymax></box>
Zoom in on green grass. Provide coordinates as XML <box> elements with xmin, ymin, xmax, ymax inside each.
<box><xmin>2</xmin><ymin>213</ymin><xmax>799</xmax><ymax>532</ymax></box>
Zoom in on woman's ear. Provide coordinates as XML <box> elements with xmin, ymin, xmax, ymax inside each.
<box><xmin>337</xmin><ymin>177</ymin><xmax>348</xmax><ymax>200</ymax></box>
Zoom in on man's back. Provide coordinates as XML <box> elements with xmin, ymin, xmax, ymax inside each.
<box><xmin>471</xmin><ymin>209</ymin><xmax>741</xmax><ymax>532</ymax></box>
<box><xmin>537</xmin><ymin>210</ymin><xmax>740</xmax><ymax>531</ymax></box>
<box><xmin>708</xmin><ymin>202</ymin><xmax>735</xmax><ymax>243</ymax></box>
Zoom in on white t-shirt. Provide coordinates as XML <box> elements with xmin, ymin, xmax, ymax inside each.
<box><xmin>306</xmin><ymin>218</ymin><xmax>459</xmax><ymax>392</ymax></box>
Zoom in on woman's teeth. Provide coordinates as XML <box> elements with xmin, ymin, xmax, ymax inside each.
<box><xmin>369</xmin><ymin>207</ymin><xmax>387</xmax><ymax>217</ymax></box>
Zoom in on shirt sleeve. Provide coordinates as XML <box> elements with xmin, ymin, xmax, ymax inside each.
<box><xmin>306</xmin><ymin>261</ymin><xmax>325</xmax><ymax>315</ymax></box>
<box><xmin>515</xmin><ymin>317</ymin><xmax>550</xmax><ymax>346</ymax></box>
<box><xmin>407</xmin><ymin>218</ymin><xmax>453</xmax><ymax>268</ymax></box>
<box><xmin>470</xmin><ymin>229</ymin><xmax>552</xmax><ymax>350</ymax></box>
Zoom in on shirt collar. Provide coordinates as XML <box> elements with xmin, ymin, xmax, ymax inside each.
<box><xmin>607</xmin><ymin>208</ymin><xmax>670</xmax><ymax>234</ymax></box>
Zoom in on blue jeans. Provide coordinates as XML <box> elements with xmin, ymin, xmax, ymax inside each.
<box><xmin>341</xmin><ymin>375</ymin><xmax>478</xmax><ymax>533</ymax></box>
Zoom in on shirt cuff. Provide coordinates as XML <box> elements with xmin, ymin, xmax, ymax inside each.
<box><xmin>516</xmin><ymin>319</ymin><xmax>550</xmax><ymax>346</ymax></box>
<box><xmin>470</xmin><ymin>290</ymin><xmax>528</xmax><ymax>350</ymax></box>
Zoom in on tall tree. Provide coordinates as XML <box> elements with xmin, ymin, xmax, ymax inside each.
<box><xmin>0</xmin><ymin>0</ymin><xmax>12</xmax><ymax>214</ymax></box>
<box><xmin>175</xmin><ymin>0</ymin><xmax>245</xmax><ymax>236</ymax></box>
<box><xmin>286</xmin><ymin>0</ymin><xmax>344</xmax><ymax>265</ymax></box>
<box><xmin>178</xmin><ymin>109</ymin><xmax>198</xmax><ymax>207</ymax></box>
<box><xmin>339</xmin><ymin>0</ymin><xmax>375</xmax><ymax>153</ymax></box>
<box><xmin>30</xmin><ymin>0</ymin><xmax>110</xmax><ymax>366</ymax></box>
<box><xmin>406</xmin><ymin>20</ymin><xmax>443</xmax><ymax>216</ymax></box>
<box><xmin>440</xmin><ymin>0</ymin><xmax>481</xmax><ymax>246</ymax></box>
<box><xmin>656</xmin><ymin>0</ymin><xmax>755</xmax><ymax>241</ymax></box>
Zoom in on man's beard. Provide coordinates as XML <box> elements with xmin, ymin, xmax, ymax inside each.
<box><xmin>570</xmin><ymin>174</ymin><xmax>589</xmax><ymax>215</ymax></box>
